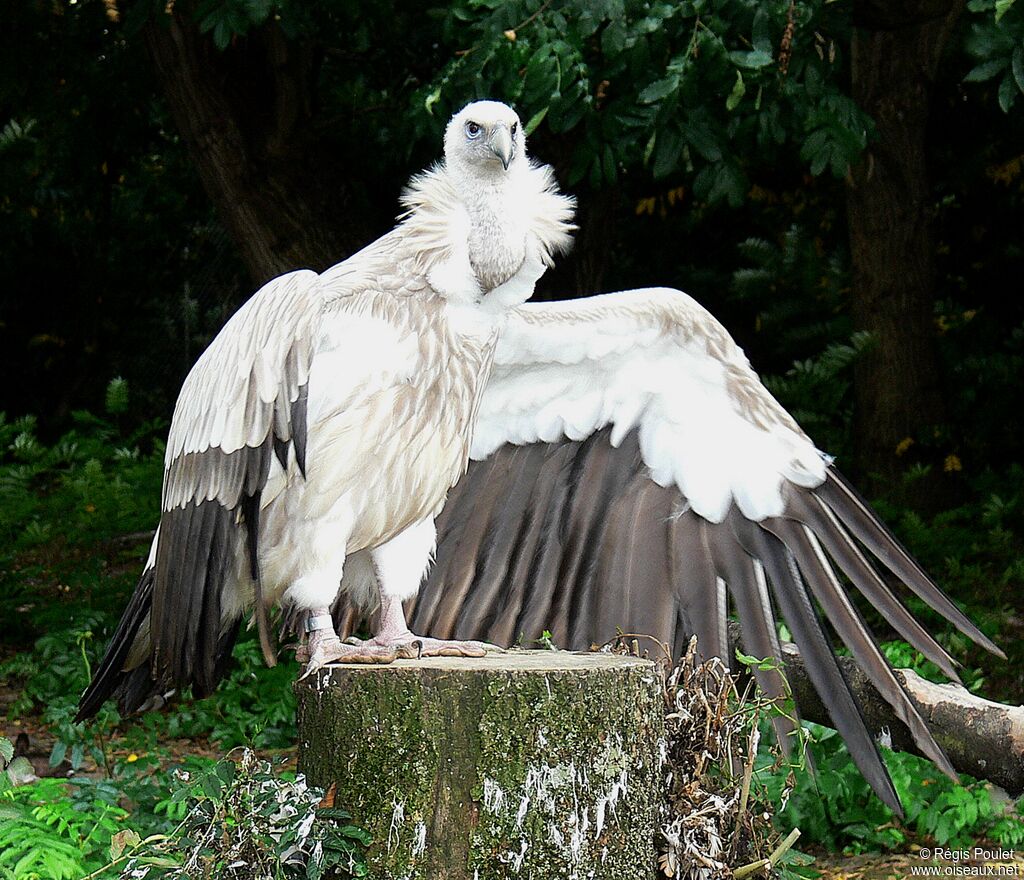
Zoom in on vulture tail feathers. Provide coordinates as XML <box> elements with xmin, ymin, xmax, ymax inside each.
<box><xmin>730</xmin><ymin>515</ymin><xmax>903</xmax><ymax>817</ymax></box>
<box><xmin>815</xmin><ymin>471</ymin><xmax>1003</xmax><ymax>658</ymax></box>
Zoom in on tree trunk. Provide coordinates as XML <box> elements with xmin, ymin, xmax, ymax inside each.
<box><xmin>143</xmin><ymin>7</ymin><xmax>372</xmax><ymax>286</ymax></box>
<box><xmin>846</xmin><ymin>1</ymin><xmax>962</xmax><ymax>493</ymax></box>
<box><xmin>295</xmin><ymin>651</ymin><xmax>664</xmax><ymax>880</ymax></box>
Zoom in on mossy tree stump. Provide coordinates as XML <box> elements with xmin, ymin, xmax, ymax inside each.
<box><xmin>295</xmin><ymin>650</ymin><xmax>664</xmax><ymax>880</ymax></box>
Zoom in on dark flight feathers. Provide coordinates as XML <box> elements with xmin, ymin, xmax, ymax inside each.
<box><xmin>401</xmin><ymin>428</ymin><xmax>1002</xmax><ymax>816</ymax></box>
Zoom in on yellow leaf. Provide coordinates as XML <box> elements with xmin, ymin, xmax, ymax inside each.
<box><xmin>943</xmin><ymin>454</ymin><xmax>962</xmax><ymax>473</ymax></box>
<box><xmin>895</xmin><ymin>437</ymin><xmax>914</xmax><ymax>456</ymax></box>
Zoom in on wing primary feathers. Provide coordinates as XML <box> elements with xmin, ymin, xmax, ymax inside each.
<box><xmin>604</xmin><ymin>483</ymin><xmax>677</xmax><ymax>648</ymax></box>
<box><xmin>509</xmin><ymin>445</ymin><xmax>577</xmax><ymax>643</ymax></box>
<box><xmin>273</xmin><ymin>435</ymin><xmax>289</xmax><ymax>471</ymax></box>
<box><xmin>765</xmin><ymin>516</ymin><xmax>957</xmax><ymax>780</ymax></box>
<box><xmin>785</xmin><ymin>489</ymin><xmax>962</xmax><ymax>682</ymax></box>
<box><xmin>731</xmin><ymin>515</ymin><xmax>904</xmax><ymax>816</ymax></box>
<box><xmin>196</xmin><ymin>507</ymin><xmax>233</xmax><ymax>695</ymax></box>
<box><xmin>486</xmin><ymin>444</ymin><xmax>573</xmax><ymax>646</ymax></box>
<box><xmin>670</xmin><ymin>511</ymin><xmax>728</xmax><ymax>666</ymax></box>
<box><xmin>240</xmin><ymin>489</ymin><xmax>276</xmax><ymax>668</ymax></box>
<box><xmin>565</xmin><ymin>434</ymin><xmax>643</xmax><ymax>649</ymax></box>
<box><xmin>455</xmin><ymin>447</ymin><xmax>549</xmax><ymax>642</ymax></box>
<box><xmin>75</xmin><ymin>568</ymin><xmax>156</xmax><ymax>722</ymax></box>
<box><xmin>598</xmin><ymin>483</ymin><xmax>648</xmax><ymax>642</ymax></box>
<box><xmin>816</xmin><ymin>470</ymin><xmax>1003</xmax><ymax>658</ymax></box>
<box><xmin>713</xmin><ymin>512</ymin><xmax>798</xmax><ymax>755</ymax></box>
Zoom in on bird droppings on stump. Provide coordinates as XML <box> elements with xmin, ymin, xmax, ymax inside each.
<box><xmin>294</xmin><ymin>650</ymin><xmax>664</xmax><ymax>880</ymax></box>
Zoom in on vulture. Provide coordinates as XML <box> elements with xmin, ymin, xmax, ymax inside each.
<box><xmin>76</xmin><ymin>100</ymin><xmax>1000</xmax><ymax>815</ymax></box>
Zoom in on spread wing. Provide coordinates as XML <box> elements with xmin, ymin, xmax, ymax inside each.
<box><xmin>407</xmin><ymin>287</ymin><xmax>1002</xmax><ymax>814</ymax></box>
<box><xmin>77</xmin><ymin>266</ymin><xmax>348</xmax><ymax>719</ymax></box>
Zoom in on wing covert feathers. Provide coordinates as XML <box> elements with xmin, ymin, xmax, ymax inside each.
<box><xmin>419</xmin><ymin>427</ymin><xmax>999</xmax><ymax>812</ymax></box>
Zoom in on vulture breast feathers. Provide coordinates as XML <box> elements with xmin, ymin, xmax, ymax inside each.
<box><xmin>404</xmin><ymin>287</ymin><xmax>1003</xmax><ymax>815</ymax></box>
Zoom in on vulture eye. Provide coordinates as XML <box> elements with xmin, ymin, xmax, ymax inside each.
<box><xmin>465</xmin><ymin>121</ymin><xmax>482</xmax><ymax>139</ymax></box>
<box><xmin>511</xmin><ymin>122</ymin><xmax>518</xmax><ymax>135</ymax></box>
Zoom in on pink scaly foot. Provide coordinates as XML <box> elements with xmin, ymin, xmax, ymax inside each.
<box><xmin>344</xmin><ymin>595</ymin><xmax>503</xmax><ymax>659</ymax></box>
<box><xmin>296</xmin><ymin>608</ymin><xmax>418</xmax><ymax>679</ymax></box>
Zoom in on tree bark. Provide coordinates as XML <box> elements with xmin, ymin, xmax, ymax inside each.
<box><xmin>847</xmin><ymin>1</ymin><xmax>963</xmax><ymax>493</ymax></box>
<box><xmin>295</xmin><ymin>651</ymin><xmax>663</xmax><ymax>880</ymax></box>
<box><xmin>143</xmin><ymin>7</ymin><xmax>372</xmax><ymax>286</ymax></box>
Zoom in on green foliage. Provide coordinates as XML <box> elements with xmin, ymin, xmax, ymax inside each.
<box><xmin>0</xmin><ymin>379</ymin><xmax>164</xmax><ymax>557</ymax></box>
<box><xmin>0</xmin><ymin>776</ymin><xmax>135</xmax><ymax>880</ymax></box>
<box><xmin>769</xmin><ymin>724</ymin><xmax>1024</xmax><ymax>853</ymax></box>
<box><xmin>409</xmin><ymin>0</ymin><xmax>870</xmax><ymax>200</ymax></box>
<box><xmin>116</xmin><ymin>750</ymin><xmax>370</xmax><ymax>880</ymax></box>
<box><xmin>0</xmin><ymin>752</ymin><xmax>368</xmax><ymax>880</ymax></box>
<box><xmin>0</xmin><ymin>621</ymin><xmax>299</xmax><ymax>774</ymax></box>
<box><xmin>965</xmin><ymin>0</ymin><xmax>1024</xmax><ymax>112</ymax></box>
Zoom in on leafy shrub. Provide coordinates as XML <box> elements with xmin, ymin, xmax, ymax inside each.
<box><xmin>115</xmin><ymin>750</ymin><xmax>370</xmax><ymax>880</ymax></box>
<box><xmin>0</xmin><ymin>745</ymin><xmax>368</xmax><ymax>880</ymax></box>
<box><xmin>0</xmin><ymin>773</ymin><xmax>135</xmax><ymax>880</ymax></box>
<box><xmin>0</xmin><ymin>623</ymin><xmax>299</xmax><ymax>777</ymax></box>
<box><xmin>769</xmin><ymin>723</ymin><xmax>1024</xmax><ymax>853</ymax></box>
<box><xmin>0</xmin><ymin>387</ymin><xmax>164</xmax><ymax>557</ymax></box>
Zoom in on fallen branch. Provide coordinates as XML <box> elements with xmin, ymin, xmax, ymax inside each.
<box><xmin>772</xmin><ymin>637</ymin><xmax>1024</xmax><ymax>794</ymax></box>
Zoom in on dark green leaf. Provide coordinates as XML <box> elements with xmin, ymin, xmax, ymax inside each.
<box><xmin>1012</xmin><ymin>46</ymin><xmax>1024</xmax><ymax>93</ymax></box>
<box><xmin>639</xmin><ymin>74</ymin><xmax>680</xmax><ymax>104</ymax></box>
<box><xmin>726</xmin><ymin>70</ymin><xmax>746</xmax><ymax>111</ymax></box>
<box><xmin>998</xmin><ymin>72</ymin><xmax>1018</xmax><ymax>111</ymax></box>
<box><xmin>652</xmin><ymin>127</ymin><xmax>683</xmax><ymax>178</ymax></box>
<box><xmin>965</xmin><ymin>58</ymin><xmax>1009</xmax><ymax>82</ymax></box>
<box><xmin>682</xmin><ymin>119</ymin><xmax>721</xmax><ymax>162</ymax></box>
<box><xmin>730</xmin><ymin>49</ymin><xmax>773</xmax><ymax>69</ymax></box>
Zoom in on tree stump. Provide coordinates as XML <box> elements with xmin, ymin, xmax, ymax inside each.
<box><xmin>295</xmin><ymin>650</ymin><xmax>664</xmax><ymax>880</ymax></box>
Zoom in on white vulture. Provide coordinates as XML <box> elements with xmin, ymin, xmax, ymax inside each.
<box><xmin>77</xmin><ymin>100</ymin><xmax>1001</xmax><ymax>815</ymax></box>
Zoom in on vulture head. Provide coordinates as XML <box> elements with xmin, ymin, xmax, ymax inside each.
<box><xmin>444</xmin><ymin>100</ymin><xmax>526</xmax><ymax>177</ymax></box>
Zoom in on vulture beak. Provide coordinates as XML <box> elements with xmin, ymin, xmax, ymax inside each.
<box><xmin>488</xmin><ymin>124</ymin><xmax>514</xmax><ymax>170</ymax></box>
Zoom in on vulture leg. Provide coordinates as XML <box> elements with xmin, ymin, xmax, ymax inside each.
<box><xmin>297</xmin><ymin>606</ymin><xmax>413</xmax><ymax>678</ymax></box>
<box><xmin>348</xmin><ymin>593</ymin><xmax>499</xmax><ymax>658</ymax></box>
<box><xmin>346</xmin><ymin>519</ymin><xmax>500</xmax><ymax>657</ymax></box>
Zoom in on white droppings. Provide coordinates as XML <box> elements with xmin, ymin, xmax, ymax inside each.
<box><xmin>594</xmin><ymin>766</ymin><xmax>628</xmax><ymax>835</ymax></box>
<box><xmin>387</xmin><ymin>798</ymin><xmax>405</xmax><ymax>853</ymax></box>
<box><xmin>410</xmin><ymin>821</ymin><xmax>427</xmax><ymax>857</ymax></box>
<box><xmin>499</xmin><ymin>840</ymin><xmax>529</xmax><ymax>872</ymax></box>
<box><xmin>483</xmin><ymin>777</ymin><xmax>506</xmax><ymax>813</ymax></box>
